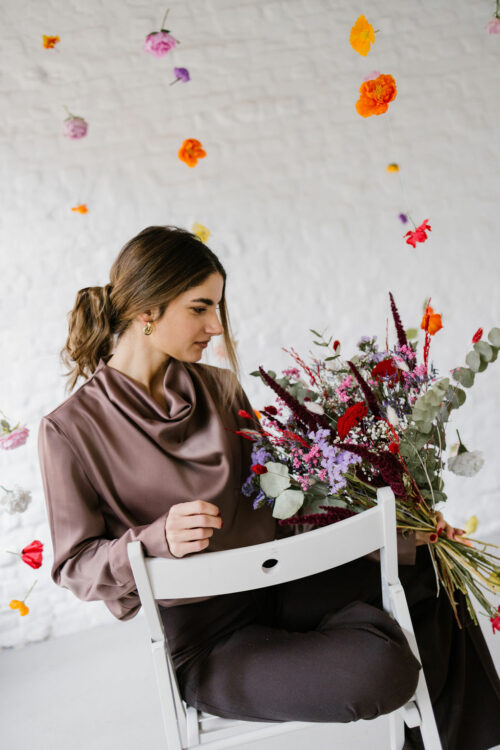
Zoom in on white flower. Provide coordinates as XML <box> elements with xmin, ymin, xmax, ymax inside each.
<box><xmin>0</xmin><ymin>485</ymin><xmax>32</xmax><ymax>514</ymax></box>
<box><xmin>386</xmin><ymin>405</ymin><xmax>400</xmax><ymax>427</ymax></box>
<box><xmin>447</xmin><ymin>451</ymin><xmax>484</xmax><ymax>477</ymax></box>
<box><xmin>304</xmin><ymin>401</ymin><xmax>324</xmax><ymax>415</ymax></box>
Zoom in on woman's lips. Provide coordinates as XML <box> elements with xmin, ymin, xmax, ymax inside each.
<box><xmin>195</xmin><ymin>341</ymin><xmax>209</xmax><ymax>348</ymax></box>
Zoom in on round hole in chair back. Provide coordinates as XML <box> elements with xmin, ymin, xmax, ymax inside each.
<box><xmin>262</xmin><ymin>558</ymin><xmax>278</xmax><ymax>574</ymax></box>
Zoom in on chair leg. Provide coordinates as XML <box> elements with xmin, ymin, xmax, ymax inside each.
<box><xmin>388</xmin><ymin>710</ymin><xmax>405</xmax><ymax>750</ymax></box>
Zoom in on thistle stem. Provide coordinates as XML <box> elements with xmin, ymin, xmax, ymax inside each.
<box><xmin>160</xmin><ymin>7</ymin><xmax>170</xmax><ymax>29</ymax></box>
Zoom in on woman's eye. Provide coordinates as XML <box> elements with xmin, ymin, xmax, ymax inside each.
<box><xmin>192</xmin><ymin>307</ymin><xmax>207</xmax><ymax>314</ymax></box>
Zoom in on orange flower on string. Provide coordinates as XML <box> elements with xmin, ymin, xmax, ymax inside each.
<box><xmin>71</xmin><ymin>204</ymin><xmax>88</xmax><ymax>214</ymax></box>
<box><xmin>9</xmin><ymin>600</ymin><xmax>29</xmax><ymax>616</ymax></box>
<box><xmin>420</xmin><ymin>306</ymin><xmax>443</xmax><ymax>336</ymax></box>
<box><xmin>43</xmin><ymin>35</ymin><xmax>60</xmax><ymax>49</ymax></box>
<box><xmin>349</xmin><ymin>15</ymin><xmax>375</xmax><ymax>56</ymax></box>
<box><xmin>356</xmin><ymin>74</ymin><xmax>397</xmax><ymax>117</ymax></box>
<box><xmin>178</xmin><ymin>139</ymin><xmax>206</xmax><ymax>167</ymax></box>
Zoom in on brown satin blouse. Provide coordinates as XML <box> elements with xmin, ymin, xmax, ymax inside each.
<box><xmin>37</xmin><ymin>356</ymin><xmax>277</xmax><ymax>621</ymax></box>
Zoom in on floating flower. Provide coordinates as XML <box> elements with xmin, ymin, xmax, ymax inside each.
<box><xmin>0</xmin><ymin>484</ymin><xmax>32</xmax><ymax>514</ymax></box>
<box><xmin>399</xmin><ymin>213</ymin><xmax>408</xmax><ymax>224</ymax></box>
<box><xmin>472</xmin><ymin>328</ymin><xmax>483</xmax><ymax>343</ymax></box>
<box><xmin>420</xmin><ymin>305</ymin><xmax>442</xmax><ymax>335</ymax></box>
<box><xmin>0</xmin><ymin>414</ymin><xmax>29</xmax><ymax>449</ymax></box>
<box><xmin>170</xmin><ymin>67</ymin><xmax>190</xmax><ymax>85</ymax></box>
<box><xmin>356</xmin><ymin>74</ymin><xmax>397</xmax><ymax>117</ymax></box>
<box><xmin>337</xmin><ymin>402</ymin><xmax>368</xmax><ymax>440</ymax></box>
<box><xmin>485</xmin><ymin>18</ymin><xmax>500</xmax><ymax>33</ymax></box>
<box><xmin>6</xmin><ymin>540</ymin><xmax>44</xmax><ymax>568</ymax></box>
<box><xmin>387</xmin><ymin>163</ymin><xmax>399</xmax><ymax>172</ymax></box>
<box><xmin>363</xmin><ymin>70</ymin><xmax>380</xmax><ymax>81</ymax></box>
<box><xmin>8</xmin><ymin>580</ymin><xmax>37</xmax><ymax>617</ymax></box>
<box><xmin>144</xmin><ymin>31</ymin><xmax>177</xmax><ymax>57</ymax></box>
<box><xmin>43</xmin><ymin>35</ymin><xmax>60</xmax><ymax>49</ymax></box>
<box><xmin>349</xmin><ymin>15</ymin><xmax>375</xmax><ymax>56</ymax></box>
<box><xmin>192</xmin><ymin>222</ymin><xmax>210</xmax><ymax>242</ymax></box>
<box><xmin>448</xmin><ymin>449</ymin><xmax>484</xmax><ymax>477</ymax></box>
<box><xmin>71</xmin><ymin>204</ymin><xmax>88</xmax><ymax>214</ymax></box>
<box><xmin>63</xmin><ymin>111</ymin><xmax>88</xmax><ymax>140</ymax></box>
<box><xmin>405</xmin><ymin>219</ymin><xmax>431</xmax><ymax>248</ymax></box>
<box><xmin>178</xmin><ymin>138</ymin><xmax>206</xmax><ymax>167</ymax></box>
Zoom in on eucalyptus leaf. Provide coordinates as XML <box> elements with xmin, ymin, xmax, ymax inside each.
<box><xmin>272</xmin><ymin>489</ymin><xmax>305</xmax><ymax>519</ymax></box>
<box><xmin>451</xmin><ymin>367</ymin><xmax>475</xmax><ymax>388</ymax></box>
<box><xmin>465</xmin><ymin>350</ymin><xmax>481</xmax><ymax>372</ymax></box>
<box><xmin>261</xmin><ymin>463</ymin><xmax>291</xmax><ymax>497</ymax></box>
<box><xmin>477</xmin><ymin>359</ymin><xmax>488</xmax><ymax>373</ymax></box>
<box><xmin>474</xmin><ymin>341</ymin><xmax>493</xmax><ymax>361</ymax></box>
<box><xmin>488</xmin><ymin>327</ymin><xmax>500</xmax><ymax>347</ymax></box>
<box><xmin>310</xmin><ymin>329</ymin><xmax>322</xmax><ymax>338</ymax></box>
<box><xmin>405</xmin><ymin>328</ymin><xmax>418</xmax><ymax>340</ymax></box>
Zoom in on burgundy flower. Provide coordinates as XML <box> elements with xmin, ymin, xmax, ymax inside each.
<box><xmin>337</xmin><ymin>402</ymin><xmax>367</xmax><ymax>440</ymax></box>
<box><xmin>347</xmin><ymin>361</ymin><xmax>381</xmax><ymax>418</ymax></box>
<box><xmin>264</xmin><ymin>405</ymin><xmax>278</xmax><ymax>415</ymax></box>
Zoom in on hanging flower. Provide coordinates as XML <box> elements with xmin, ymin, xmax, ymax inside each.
<box><xmin>192</xmin><ymin>222</ymin><xmax>210</xmax><ymax>242</ymax></box>
<box><xmin>0</xmin><ymin>484</ymin><xmax>32</xmax><ymax>514</ymax></box>
<box><xmin>386</xmin><ymin>163</ymin><xmax>399</xmax><ymax>172</ymax></box>
<box><xmin>472</xmin><ymin>328</ymin><xmax>483</xmax><ymax>343</ymax></box>
<box><xmin>43</xmin><ymin>35</ymin><xmax>60</xmax><ymax>49</ymax></box>
<box><xmin>9</xmin><ymin>580</ymin><xmax>37</xmax><ymax>617</ymax></box>
<box><xmin>399</xmin><ymin>213</ymin><xmax>408</xmax><ymax>224</ymax></box>
<box><xmin>485</xmin><ymin>18</ymin><xmax>500</xmax><ymax>33</ymax></box>
<box><xmin>0</xmin><ymin>414</ymin><xmax>29</xmax><ymax>449</ymax></box>
<box><xmin>337</xmin><ymin>402</ymin><xmax>368</xmax><ymax>440</ymax></box>
<box><xmin>405</xmin><ymin>219</ymin><xmax>431</xmax><ymax>248</ymax></box>
<box><xmin>178</xmin><ymin>139</ymin><xmax>206</xmax><ymax>167</ymax></box>
<box><xmin>448</xmin><ymin>449</ymin><xmax>484</xmax><ymax>477</ymax></box>
<box><xmin>71</xmin><ymin>204</ymin><xmax>88</xmax><ymax>214</ymax></box>
<box><xmin>356</xmin><ymin>74</ymin><xmax>397</xmax><ymax>117</ymax></box>
<box><xmin>349</xmin><ymin>15</ymin><xmax>376</xmax><ymax>56</ymax></box>
<box><xmin>169</xmin><ymin>67</ymin><xmax>190</xmax><ymax>85</ymax></box>
<box><xmin>144</xmin><ymin>7</ymin><xmax>179</xmax><ymax>57</ymax></box>
<box><xmin>63</xmin><ymin>110</ymin><xmax>88</xmax><ymax>139</ymax></box>
<box><xmin>5</xmin><ymin>540</ymin><xmax>44</xmax><ymax>568</ymax></box>
<box><xmin>420</xmin><ymin>305</ymin><xmax>442</xmax><ymax>336</ymax></box>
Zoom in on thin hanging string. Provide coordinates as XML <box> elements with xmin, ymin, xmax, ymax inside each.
<box><xmin>386</xmin><ymin>114</ymin><xmax>416</xmax><ymax>230</ymax></box>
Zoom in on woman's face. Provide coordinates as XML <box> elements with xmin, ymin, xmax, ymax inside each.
<box><xmin>149</xmin><ymin>272</ymin><xmax>225</xmax><ymax>362</ymax></box>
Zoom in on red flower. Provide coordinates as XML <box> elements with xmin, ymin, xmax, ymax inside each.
<box><xmin>388</xmin><ymin>442</ymin><xmax>399</xmax><ymax>454</ymax></box>
<box><xmin>371</xmin><ymin>358</ymin><xmax>398</xmax><ymax>381</ymax></box>
<box><xmin>337</xmin><ymin>402</ymin><xmax>368</xmax><ymax>440</ymax></box>
<box><xmin>491</xmin><ymin>606</ymin><xmax>500</xmax><ymax>635</ymax></box>
<box><xmin>404</xmin><ymin>219</ymin><xmax>431</xmax><ymax>248</ymax></box>
<box><xmin>238</xmin><ymin>409</ymin><xmax>252</xmax><ymax>419</ymax></box>
<box><xmin>21</xmin><ymin>540</ymin><xmax>44</xmax><ymax>569</ymax></box>
<box><xmin>234</xmin><ymin>430</ymin><xmax>257</xmax><ymax>441</ymax></box>
<box><xmin>264</xmin><ymin>405</ymin><xmax>278</xmax><ymax>415</ymax></box>
<box><xmin>333</xmin><ymin>340</ymin><xmax>340</xmax><ymax>351</ymax></box>
<box><xmin>251</xmin><ymin>464</ymin><xmax>268</xmax><ymax>475</ymax></box>
<box><xmin>472</xmin><ymin>328</ymin><xmax>483</xmax><ymax>344</ymax></box>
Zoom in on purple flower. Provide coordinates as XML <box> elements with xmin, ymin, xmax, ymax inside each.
<box><xmin>485</xmin><ymin>18</ymin><xmax>500</xmax><ymax>33</ymax></box>
<box><xmin>170</xmin><ymin>67</ymin><xmax>190</xmax><ymax>85</ymax></box>
<box><xmin>144</xmin><ymin>31</ymin><xmax>177</xmax><ymax>58</ymax></box>
<box><xmin>63</xmin><ymin>116</ymin><xmax>88</xmax><ymax>140</ymax></box>
<box><xmin>398</xmin><ymin>213</ymin><xmax>408</xmax><ymax>224</ymax></box>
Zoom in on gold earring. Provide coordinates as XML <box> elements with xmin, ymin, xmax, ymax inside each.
<box><xmin>143</xmin><ymin>321</ymin><xmax>153</xmax><ymax>336</ymax></box>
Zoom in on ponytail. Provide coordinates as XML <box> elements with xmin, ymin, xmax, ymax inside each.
<box><xmin>60</xmin><ymin>284</ymin><xmax>115</xmax><ymax>393</ymax></box>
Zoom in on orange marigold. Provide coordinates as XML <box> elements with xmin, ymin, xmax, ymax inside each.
<box><xmin>71</xmin><ymin>204</ymin><xmax>88</xmax><ymax>214</ymax></box>
<box><xmin>356</xmin><ymin>74</ymin><xmax>397</xmax><ymax>118</ymax></box>
<box><xmin>43</xmin><ymin>35</ymin><xmax>60</xmax><ymax>49</ymax></box>
<box><xmin>349</xmin><ymin>15</ymin><xmax>375</xmax><ymax>56</ymax></box>
<box><xmin>420</xmin><ymin>306</ymin><xmax>443</xmax><ymax>336</ymax></box>
<box><xmin>178</xmin><ymin>138</ymin><xmax>207</xmax><ymax>167</ymax></box>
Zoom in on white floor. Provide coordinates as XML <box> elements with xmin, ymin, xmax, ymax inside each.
<box><xmin>1</xmin><ymin>612</ymin><xmax>499</xmax><ymax>750</ymax></box>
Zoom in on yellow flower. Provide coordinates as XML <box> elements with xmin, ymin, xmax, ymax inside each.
<box><xmin>349</xmin><ymin>15</ymin><xmax>375</xmax><ymax>56</ymax></box>
<box><xmin>386</xmin><ymin>163</ymin><xmax>399</xmax><ymax>172</ymax></box>
<box><xmin>43</xmin><ymin>35</ymin><xmax>60</xmax><ymax>49</ymax></box>
<box><xmin>488</xmin><ymin>571</ymin><xmax>500</xmax><ymax>595</ymax></box>
<box><xmin>463</xmin><ymin>515</ymin><xmax>478</xmax><ymax>536</ymax></box>
<box><xmin>9</xmin><ymin>599</ymin><xmax>29</xmax><ymax>616</ymax></box>
<box><xmin>192</xmin><ymin>222</ymin><xmax>210</xmax><ymax>243</ymax></box>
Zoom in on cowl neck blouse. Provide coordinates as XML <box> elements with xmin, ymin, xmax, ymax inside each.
<box><xmin>38</xmin><ymin>355</ymin><xmax>277</xmax><ymax>621</ymax></box>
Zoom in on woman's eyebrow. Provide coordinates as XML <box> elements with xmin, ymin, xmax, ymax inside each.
<box><xmin>190</xmin><ymin>297</ymin><xmax>221</xmax><ymax>305</ymax></box>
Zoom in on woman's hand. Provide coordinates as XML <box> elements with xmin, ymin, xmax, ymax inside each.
<box><xmin>415</xmin><ymin>511</ymin><xmax>466</xmax><ymax>547</ymax></box>
<box><xmin>165</xmin><ymin>500</ymin><xmax>223</xmax><ymax>558</ymax></box>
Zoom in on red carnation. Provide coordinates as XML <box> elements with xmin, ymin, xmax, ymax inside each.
<box><xmin>21</xmin><ymin>540</ymin><xmax>44</xmax><ymax>569</ymax></box>
<box><xmin>251</xmin><ymin>464</ymin><xmax>268</xmax><ymax>475</ymax></box>
<box><xmin>371</xmin><ymin>358</ymin><xmax>398</xmax><ymax>380</ymax></box>
<box><xmin>337</xmin><ymin>402</ymin><xmax>367</xmax><ymax>440</ymax></box>
<box><xmin>472</xmin><ymin>328</ymin><xmax>483</xmax><ymax>344</ymax></box>
<box><xmin>238</xmin><ymin>409</ymin><xmax>252</xmax><ymax>419</ymax></box>
<box><xmin>264</xmin><ymin>405</ymin><xmax>278</xmax><ymax>415</ymax></box>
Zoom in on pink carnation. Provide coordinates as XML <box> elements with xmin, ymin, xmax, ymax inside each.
<box><xmin>485</xmin><ymin>18</ymin><xmax>500</xmax><ymax>33</ymax></box>
<box><xmin>144</xmin><ymin>31</ymin><xmax>177</xmax><ymax>57</ymax></box>
<box><xmin>63</xmin><ymin>116</ymin><xmax>88</xmax><ymax>139</ymax></box>
<box><xmin>0</xmin><ymin>425</ymin><xmax>29</xmax><ymax>450</ymax></box>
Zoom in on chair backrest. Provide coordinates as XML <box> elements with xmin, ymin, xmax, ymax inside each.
<box><xmin>128</xmin><ymin>486</ymin><xmax>398</xmax><ymax>644</ymax></box>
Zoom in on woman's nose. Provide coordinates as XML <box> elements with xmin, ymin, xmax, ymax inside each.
<box><xmin>206</xmin><ymin>311</ymin><xmax>223</xmax><ymax>335</ymax></box>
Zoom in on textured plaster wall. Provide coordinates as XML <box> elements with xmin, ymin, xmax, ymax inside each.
<box><xmin>0</xmin><ymin>0</ymin><xmax>499</xmax><ymax>659</ymax></box>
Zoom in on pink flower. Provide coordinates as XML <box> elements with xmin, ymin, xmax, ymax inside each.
<box><xmin>404</xmin><ymin>219</ymin><xmax>431</xmax><ymax>248</ymax></box>
<box><xmin>485</xmin><ymin>18</ymin><xmax>500</xmax><ymax>33</ymax></box>
<box><xmin>363</xmin><ymin>70</ymin><xmax>380</xmax><ymax>81</ymax></box>
<box><xmin>0</xmin><ymin>425</ymin><xmax>29</xmax><ymax>450</ymax></box>
<box><xmin>63</xmin><ymin>116</ymin><xmax>88</xmax><ymax>139</ymax></box>
<box><xmin>144</xmin><ymin>31</ymin><xmax>177</xmax><ymax>57</ymax></box>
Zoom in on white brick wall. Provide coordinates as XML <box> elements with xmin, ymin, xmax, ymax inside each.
<box><xmin>1</xmin><ymin>0</ymin><xmax>499</xmax><ymax>659</ymax></box>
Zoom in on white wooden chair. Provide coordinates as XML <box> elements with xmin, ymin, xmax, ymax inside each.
<box><xmin>127</xmin><ymin>486</ymin><xmax>442</xmax><ymax>750</ymax></box>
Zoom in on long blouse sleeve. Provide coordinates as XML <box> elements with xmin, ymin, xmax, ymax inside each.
<box><xmin>38</xmin><ymin>416</ymin><xmax>175</xmax><ymax>620</ymax></box>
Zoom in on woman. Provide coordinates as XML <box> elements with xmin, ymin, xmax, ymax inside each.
<box><xmin>38</xmin><ymin>225</ymin><xmax>500</xmax><ymax>749</ymax></box>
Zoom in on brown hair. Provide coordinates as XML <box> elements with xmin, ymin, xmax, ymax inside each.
<box><xmin>60</xmin><ymin>225</ymin><xmax>240</xmax><ymax>409</ymax></box>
